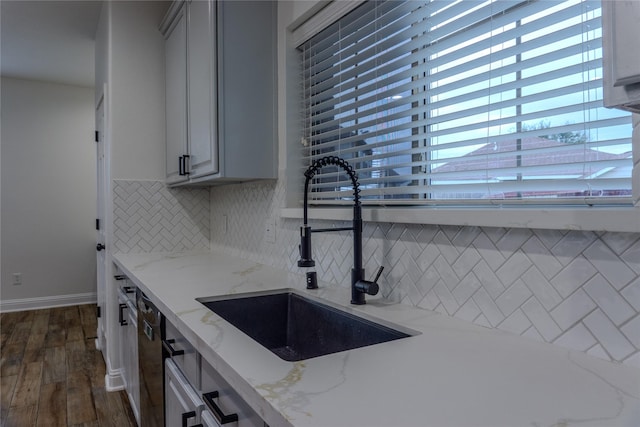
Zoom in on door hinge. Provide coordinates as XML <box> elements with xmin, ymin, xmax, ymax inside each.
<box><xmin>96</xmin><ymin>306</ymin><xmax>101</xmax><ymax>318</ymax></box>
<box><xmin>96</xmin><ymin>218</ymin><xmax>100</xmax><ymax>230</ymax></box>
<box><xmin>95</xmin><ymin>131</ymin><xmax>99</xmax><ymax>142</ymax></box>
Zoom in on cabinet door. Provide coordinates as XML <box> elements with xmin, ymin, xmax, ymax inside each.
<box><xmin>187</xmin><ymin>0</ymin><xmax>218</xmax><ymax>179</ymax></box>
<box><xmin>165</xmin><ymin>359</ymin><xmax>203</xmax><ymax>427</ymax></box>
<box><xmin>126</xmin><ymin>307</ymin><xmax>140</xmax><ymax>423</ymax></box>
<box><xmin>118</xmin><ymin>296</ymin><xmax>129</xmax><ymax>389</ymax></box>
<box><xmin>165</xmin><ymin>4</ymin><xmax>189</xmax><ymax>185</ymax></box>
<box><xmin>216</xmin><ymin>0</ymin><xmax>277</xmax><ymax>180</ymax></box>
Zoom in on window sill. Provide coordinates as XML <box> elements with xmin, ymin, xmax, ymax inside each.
<box><xmin>281</xmin><ymin>205</ymin><xmax>640</xmax><ymax>233</ymax></box>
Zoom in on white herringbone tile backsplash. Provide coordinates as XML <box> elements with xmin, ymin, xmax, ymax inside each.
<box><xmin>113</xmin><ymin>180</ymin><xmax>209</xmax><ymax>253</ymax></box>
<box><xmin>209</xmin><ymin>179</ymin><xmax>640</xmax><ymax>368</ymax></box>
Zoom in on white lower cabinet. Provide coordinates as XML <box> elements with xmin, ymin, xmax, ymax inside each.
<box><xmin>165</xmin><ymin>358</ymin><xmax>204</xmax><ymax>427</ymax></box>
<box><xmin>200</xmin><ymin>409</ymin><xmax>220</xmax><ymax>427</ymax></box>
<box><xmin>125</xmin><ymin>302</ymin><xmax>140</xmax><ymax>423</ymax></box>
<box><xmin>118</xmin><ymin>290</ymin><xmax>140</xmax><ymax>424</ymax></box>
<box><xmin>162</xmin><ymin>320</ymin><xmax>268</xmax><ymax>426</ymax></box>
<box><xmin>201</xmin><ymin>356</ymin><xmax>265</xmax><ymax>427</ymax></box>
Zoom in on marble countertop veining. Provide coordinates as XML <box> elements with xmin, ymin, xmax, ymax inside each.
<box><xmin>113</xmin><ymin>250</ymin><xmax>640</xmax><ymax>427</ymax></box>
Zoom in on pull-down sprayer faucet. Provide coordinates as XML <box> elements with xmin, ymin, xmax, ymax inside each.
<box><xmin>298</xmin><ymin>156</ymin><xmax>383</xmax><ymax>305</ymax></box>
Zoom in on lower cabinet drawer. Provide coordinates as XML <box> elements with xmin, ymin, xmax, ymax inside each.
<box><xmin>201</xmin><ymin>357</ymin><xmax>266</xmax><ymax>427</ymax></box>
<box><xmin>165</xmin><ymin>359</ymin><xmax>204</xmax><ymax>427</ymax></box>
<box><xmin>200</xmin><ymin>409</ymin><xmax>219</xmax><ymax>427</ymax></box>
<box><xmin>164</xmin><ymin>319</ymin><xmax>200</xmax><ymax>390</ymax></box>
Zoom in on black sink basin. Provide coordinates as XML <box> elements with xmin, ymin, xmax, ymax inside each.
<box><xmin>197</xmin><ymin>290</ymin><xmax>412</xmax><ymax>361</ymax></box>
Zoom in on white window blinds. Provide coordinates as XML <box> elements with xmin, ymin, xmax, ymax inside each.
<box><xmin>298</xmin><ymin>0</ymin><xmax>633</xmax><ymax>206</ymax></box>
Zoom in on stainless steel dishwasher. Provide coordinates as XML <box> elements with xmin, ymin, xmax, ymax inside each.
<box><xmin>137</xmin><ymin>289</ymin><xmax>164</xmax><ymax>427</ymax></box>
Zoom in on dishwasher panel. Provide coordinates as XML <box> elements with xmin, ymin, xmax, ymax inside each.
<box><xmin>137</xmin><ymin>289</ymin><xmax>164</xmax><ymax>427</ymax></box>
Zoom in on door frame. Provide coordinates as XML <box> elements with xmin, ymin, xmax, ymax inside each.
<box><xmin>96</xmin><ymin>83</ymin><xmax>125</xmax><ymax>391</ymax></box>
<box><xmin>96</xmin><ymin>88</ymin><xmax>107</xmax><ymax>354</ymax></box>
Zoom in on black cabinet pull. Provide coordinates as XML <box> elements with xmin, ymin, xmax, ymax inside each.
<box><xmin>118</xmin><ymin>303</ymin><xmax>128</xmax><ymax>326</ymax></box>
<box><xmin>114</xmin><ymin>275</ymin><xmax>127</xmax><ymax>280</ymax></box>
<box><xmin>203</xmin><ymin>391</ymin><xmax>239</xmax><ymax>425</ymax></box>
<box><xmin>181</xmin><ymin>410</ymin><xmax>196</xmax><ymax>427</ymax></box>
<box><xmin>179</xmin><ymin>155</ymin><xmax>191</xmax><ymax>176</ymax></box>
<box><xmin>162</xmin><ymin>339</ymin><xmax>184</xmax><ymax>357</ymax></box>
<box><xmin>182</xmin><ymin>154</ymin><xmax>190</xmax><ymax>175</ymax></box>
<box><xmin>96</xmin><ymin>243</ymin><xmax>106</xmax><ymax>251</ymax></box>
<box><xmin>123</xmin><ymin>286</ymin><xmax>135</xmax><ymax>294</ymax></box>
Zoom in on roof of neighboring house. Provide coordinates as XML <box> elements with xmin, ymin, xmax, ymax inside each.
<box><xmin>432</xmin><ymin>136</ymin><xmax>632</xmax><ymax>177</ymax></box>
<box><xmin>430</xmin><ymin>136</ymin><xmax>632</xmax><ymax>198</ymax></box>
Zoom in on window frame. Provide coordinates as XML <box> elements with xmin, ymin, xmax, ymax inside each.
<box><xmin>281</xmin><ymin>0</ymin><xmax>640</xmax><ymax>233</ymax></box>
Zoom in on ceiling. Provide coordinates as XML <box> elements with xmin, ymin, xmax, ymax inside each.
<box><xmin>1</xmin><ymin>0</ymin><xmax>103</xmax><ymax>87</ymax></box>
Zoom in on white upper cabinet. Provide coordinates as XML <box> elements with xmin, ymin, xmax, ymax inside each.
<box><xmin>163</xmin><ymin>2</ymin><xmax>188</xmax><ymax>185</ymax></box>
<box><xmin>187</xmin><ymin>0</ymin><xmax>217</xmax><ymax>180</ymax></box>
<box><xmin>602</xmin><ymin>0</ymin><xmax>640</xmax><ymax>113</ymax></box>
<box><xmin>160</xmin><ymin>0</ymin><xmax>277</xmax><ymax>186</ymax></box>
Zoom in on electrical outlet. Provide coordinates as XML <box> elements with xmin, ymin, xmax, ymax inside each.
<box><xmin>13</xmin><ymin>273</ymin><xmax>22</xmax><ymax>286</ymax></box>
<box><xmin>265</xmin><ymin>218</ymin><xmax>276</xmax><ymax>243</ymax></box>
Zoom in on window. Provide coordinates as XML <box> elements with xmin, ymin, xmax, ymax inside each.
<box><xmin>298</xmin><ymin>0</ymin><xmax>633</xmax><ymax>206</ymax></box>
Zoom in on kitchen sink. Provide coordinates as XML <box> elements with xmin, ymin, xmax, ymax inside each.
<box><xmin>196</xmin><ymin>289</ymin><xmax>413</xmax><ymax>361</ymax></box>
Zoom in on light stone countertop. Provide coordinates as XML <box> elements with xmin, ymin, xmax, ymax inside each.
<box><xmin>113</xmin><ymin>250</ymin><xmax>640</xmax><ymax>427</ymax></box>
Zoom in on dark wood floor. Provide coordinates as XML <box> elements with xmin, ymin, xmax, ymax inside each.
<box><xmin>0</xmin><ymin>304</ymin><xmax>137</xmax><ymax>427</ymax></box>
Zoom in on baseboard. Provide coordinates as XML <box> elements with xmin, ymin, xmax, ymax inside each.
<box><xmin>105</xmin><ymin>369</ymin><xmax>125</xmax><ymax>392</ymax></box>
<box><xmin>0</xmin><ymin>292</ymin><xmax>97</xmax><ymax>312</ymax></box>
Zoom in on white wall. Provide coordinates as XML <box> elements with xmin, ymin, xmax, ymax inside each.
<box><xmin>1</xmin><ymin>77</ymin><xmax>96</xmax><ymax>306</ymax></box>
<box><xmin>94</xmin><ymin>0</ymin><xmax>167</xmax><ymax>181</ymax></box>
<box><xmin>110</xmin><ymin>0</ymin><xmax>167</xmax><ymax>181</ymax></box>
<box><xmin>92</xmin><ymin>0</ymin><xmax>169</xmax><ymax>388</ymax></box>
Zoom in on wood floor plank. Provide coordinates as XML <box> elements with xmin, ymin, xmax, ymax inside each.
<box><xmin>66</xmin><ymin>325</ymin><xmax>85</xmax><ymax>342</ymax></box>
<box><xmin>45</xmin><ymin>323</ymin><xmax>66</xmax><ymax>348</ymax></box>
<box><xmin>106</xmin><ymin>388</ymin><xmax>137</xmax><ymax>427</ymax></box>
<box><xmin>70</xmin><ymin>421</ymin><xmax>99</xmax><ymax>427</ymax></box>
<box><xmin>65</xmin><ymin>307</ymin><xmax>82</xmax><ymax>329</ymax></box>
<box><xmin>5</xmin><ymin>404</ymin><xmax>37</xmax><ymax>427</ymax></box>
<box><xmin>36</xmin><ymin>381</ymin><xmax>66</xmax><ymax>427</ymax></box>
<box><xmin>2</xmin><ymin>304</ymin><xmax>137</xmax><ymax>427</ymax></box>
<box><xmin>92</xmin><ymin>386</ymin><xmax>136</xmax><ymax>427</ymax></box>
<box><xmin>31</xmin><ymin>309</ymin><xmax>51</xmax><ymax>335</ymax></box>
<box><xmin>78</xmin><ymin>304</ymin><xmax>97</xmax><ymax>327</ymax></box>
<box><xmin>0</xmin><ymin>332</ymin><xmax>11</xmax><ymax>349</ymax></box>
<box><xmin>1</xmin><ymin>342</ymin><xmax>25</xmax><ymax>377</ymax></box>
<box><xmin>0</xmin><ymin>312</ymin><xmax>16</xmax><ymax>334</ymax></box>
<box><xmin>11</xmin><ymin>361</ymin><xmax>42</xmax><ymax>408</ymax></box>
<box><xmin>8</xmin><ymin>310</ymin><xmax>35</xmax><ymax>324</ymax></box>
<box><xmin>23</xmin><ymin>332</ymin><xmax>47</xmax><ymax>364</ymax></box>
<box><xmin>66</xmin><ymin>339</ymin><xmax>89</xmax><ymax>374</ymax></box>
<box><xmin>91</xmin><ymin>385</ymin><xmax>109</xmax><ymax>425</ymax></box>
<box><xmin>67</xmin><ymin>371</ymin><xmax>96</xmax><ymax>425</ymax></box>
<box><xmin>82</xmin><ymin>324</ymin><xmax>98</xmax><ymax>341</ymax></box>
<box><xmin>48</xmin><ymin>307</ymin><xmax>67</xmax><ymax>326</ymax></box>
<box><xmin>0</xmin><ymin>374</ymin><xmax>17</xmax><ymax>424</ymax></box>
<box><xmin>42</xmin><ymin>346</ymin><xmax>66</xmax><ymax>385</ymax></box>
<box><xmin>7</xmin><ymin>321</ymin><xmax>32</xmax><ymax>346</ymax></box>
<box><xmin>89</xmin><ymin>348</ymin><xmax>106</xmax><ymax>389</ymax></box>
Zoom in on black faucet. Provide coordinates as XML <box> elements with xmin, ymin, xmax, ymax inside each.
<box><xmin>298</xmin><ymin>156</ymin><xmax>383</xmax><ymax>305</ymax></box>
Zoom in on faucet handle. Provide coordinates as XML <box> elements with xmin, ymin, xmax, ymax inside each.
<box><xmin>354</xmin><ymin>266</ymin><xmax>384</xmax><ymax>297</ymax></box>
<box><xmin>364</xmin><ymin>266</ymin><xmax>384</xmax><ymax>295</ymax></box>
<box><xmin>372</xmin><ymin>266</ymin><xmax>384</xmax><ymax>284</ymax></box>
